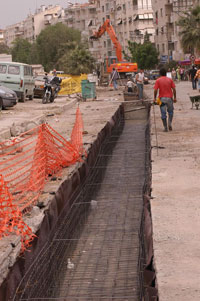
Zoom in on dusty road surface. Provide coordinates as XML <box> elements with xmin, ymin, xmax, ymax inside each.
<box><xmin>145</xmin><ymin>80</ymin><xmax>200</xmax><ymax>301</ymax></box>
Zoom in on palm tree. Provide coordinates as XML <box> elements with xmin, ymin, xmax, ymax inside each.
<box><xmin>177</xmin><ymin>5</ymin><xmax>200</xmax><ymax>55</ymax></box>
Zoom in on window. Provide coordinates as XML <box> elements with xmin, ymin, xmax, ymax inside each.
<box><xmin>8</xmin><ymin>65</ymin><xmax>20</xmax><ymax>75</ymax></box>
<box><xmin>162</xmin><ymin>43</ymin><xmax>165</xmax><ymax>52</ymax></box>
<box><xmin>0</xmin><ymin>64</ymin><xmax>7</xmax><ymax>74</ymax></box>
<box><xmin>24</xmin><ymin>66</ymin><xmax>30</xmax><ymax>75</ymax></box>
<box><xmin>107</xmin><ymin>39</ymin><xmax>111</xmax><ymax>47</ymax></box>
<box><xmin>102</xmin><ymin>6</ymin><xmax>104</xmax><ymax>12</ymax></box>
<box><xmin>106</xmin><ymin>3</ymin><xmax>109</xmax><ymax>11</ymax></box>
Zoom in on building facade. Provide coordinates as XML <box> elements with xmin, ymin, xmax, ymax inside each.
<box><xmin>152</xmin><ymin>0</ymin><xmax>200</xmax><ymax>63</ymax></box>
<box><xmin>64</xmin><ymin>0</ymin><xmax>155</xmax><ymax>62</ymax></box>
<box><xmin>4</xmin><ymin>5</ymin><xmax>61</xmax><ymax>47</ymax></box>
<box><xmin>0</xmin><ymin>29</ymin><xmax>5</xmax><ymax>44</ymax></box>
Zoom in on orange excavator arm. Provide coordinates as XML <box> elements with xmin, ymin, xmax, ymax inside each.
<box><xmin>90</xmin><ymin>19</ymin><xmax>123</xmax><ymax>62</ymax></box>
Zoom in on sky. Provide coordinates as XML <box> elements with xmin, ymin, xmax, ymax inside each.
<box><xmin>0</xmin><ymin>0</ymin><xmax>86</xmax><ymax>29</ymax></box>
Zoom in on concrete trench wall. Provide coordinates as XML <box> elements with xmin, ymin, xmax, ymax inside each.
<box><xmin>0</xmin><ymin>102</ymin><xmax>158</xmax><ymax>301</ymax></box>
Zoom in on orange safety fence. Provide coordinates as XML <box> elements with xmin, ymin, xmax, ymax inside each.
<box><xmin>0</xmin><ymin>107</ymin><xmax>85</xmax><ymax>251</ymax></box>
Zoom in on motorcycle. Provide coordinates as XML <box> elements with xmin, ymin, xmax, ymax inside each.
<box><xmin>42</xmin><ymin>82</ymin><xmax>55</xmax><ymax>104</ymax></box>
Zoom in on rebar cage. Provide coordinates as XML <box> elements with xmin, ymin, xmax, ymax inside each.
<box><xmin>13</xmin><ymin>103</ymin><xmax>152</xmax><ymax>301</ymax></box>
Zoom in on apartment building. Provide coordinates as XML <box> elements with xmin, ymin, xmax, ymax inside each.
<box><xmin>64</xmin><ymin>0</ymin><xmax>155</xmax><ymax>62</ymax></box>
<box><xmin>5</xmin><ymin>5</ymin><xmax>61</xmax><ymax>47</ymax></box>
<box><xmin>0</xmin><ymin>29</ymin><xmax>5</xmax><ymax>43</ymax></box>
<box><xmin>152</xmin><ymin>0</ymin><xmax>200</xmax><ymax>63</ymax></box>
<box><xmin>64</xmin><ymin>1</ymin><xmax>100</xmax><ymax>60</ymax></box>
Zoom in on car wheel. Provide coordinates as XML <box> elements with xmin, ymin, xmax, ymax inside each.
<box><xmin>0</xmin><ymin>98</ymin><xmax>3</xmax><ymax>111</ymax></box>
<box><xmin>21</xmin><ymin>93</ymin><xmax>26</xmax><ymax>102</ymax></box>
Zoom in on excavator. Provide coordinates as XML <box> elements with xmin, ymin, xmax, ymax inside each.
<box><xmin>90</xmin><ymin>19</ymin><xmax>138</xmax><ymax>81</ymax></box>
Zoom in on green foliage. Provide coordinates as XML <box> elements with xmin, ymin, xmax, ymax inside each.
<box><xmin>57</xmin><ymin>45</ymin><xmax>95</xmax><ymax>75</ymax></box>
<box><xmin>11</xmin><ymin>38</ymin><xmax>32</xmax><ymax>63</ymax></box>
<box><xmin>127</xmin><ymin>40</ymin><xmax>159</xmax><ymax>69</ymax></box>
<box><xmin>36</xmin><ymin>23</ymin><xmax>81</xmax><ymax>71</ymax></box>
<box><xmin>29</xmin><ymin>42</ymin><xmax>39</xmax><ymax>64</ymax></box>
<box><xmin>0</xmin><ymin>43</ymin><xmax>10</xmax><ymax>54</ymax></box>
<box><xmin>9</xmin><ymin>23</ymin><xmax>96</xmax><ymax>74</ymax></box>
<box><xmin>164</xmin><ymin>60</ymin><xmax>178</xmax><ymax>71</ymax></box>
<box><xmin>176</xmin><ymin>5</ymin><xmax>200</xmax><ymax>54</ymax></box>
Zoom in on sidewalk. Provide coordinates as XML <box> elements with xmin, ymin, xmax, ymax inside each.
<box><xmin>147</xmin><ymin>81</ymin><xmax>200</xmax><ymax>300</ymax></box>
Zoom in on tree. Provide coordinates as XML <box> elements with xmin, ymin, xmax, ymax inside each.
<box><xmin>176</xmin><ymin>5</ymin><xmax>200</xmax><ymax>54</ymax></box>
<box><xmin>56</xmin><ymin>45</ymin><xmax>95</xmax><ymax>75</ymax></box>
<box><xmin>36</xmin><ymin>23</ymin><xmax>81</xmax><ymax>71</ymax></box>
<box><xmin>11</xmin><ymin>38</ymin><xmax>32</xmax><ymax>64</ymax></box>
<box><xmin>0</xmin><ymin>43</ymin><xmax>10</xmax><ymax>54</ymax></box>
<box><xmin>127</xmin><ymin>41</ymin><xmax>159</xmax><ymax>69</ymax></box>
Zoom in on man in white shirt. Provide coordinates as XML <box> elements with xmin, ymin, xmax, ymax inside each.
<box><xmin>127</xmin><ymin>79</ymin><xmax>134</xmax><ymax>92</ymax></box>
<box><xmin>136</xmin><ymin>69</ymin><xmax>144</xmax><ymax>100</ymax></box>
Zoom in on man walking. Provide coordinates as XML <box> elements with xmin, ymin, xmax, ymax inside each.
<box><xmin>189</xmin><ymin>65</ymin><xmax>197</xmax><ymax>90</ymax></box>
<box><xmin>154</xmin><ymin>68</ymin><xmax>177</xmax><ymax>132</ymax></box>
<box><xmin>110</xmin><ymin>68</ymin><xmax>119</xmax><ymax>90</ymax></box>
<box><xmin>136</xmin><ymin>69</ymin><xmax>144</xmax><ymax>100</ymax></box>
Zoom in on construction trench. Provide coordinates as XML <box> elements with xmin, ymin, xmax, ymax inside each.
<box><xmin>1</xmin><ymin>102</ymin><xmax>158</xmax><ymax>301</ymax></box>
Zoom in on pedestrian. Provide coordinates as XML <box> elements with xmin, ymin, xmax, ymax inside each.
<box><xmin>154</xmin><ymin>68</ymin><xmax>177</xmax><ymax>132</ymax></box>
<box><xmin>194</xmin><ymin>66</ymin><xmax>200</xmax><ymax>92</ymax></box>
<box><xmin>110</xmin><ymin>68</ymin><xmax>119</xmax><ymax>90</ymax></box>
<box><xmin>135</xmin><ymin>69</ymin><xmax>144</xmax><ymax>100</ymax></box>
<box><xmin>176</xmin><ymin>66</ymin><xmax>181</xmax><ymax>81</ymax></box>
<box><xmin>172</xmin><ymin>68</ymin><xmax>176</xmax><ymax>81</ymax></box>
<box><xmin>189</xmin><ymin>65</ymin><xmax>198</xmax><ymax>90</ymax></box>
<box><xmin>180</xmin><ymin>67</ymin><xmax>184</xmax><ymax>80</ymax></box>
<box><xmin>126</xmin><ymin>78</ymin><xmax>134</xmax><ymax>92</ymax></box>
<box><xmin>166</xmin><ymin>68</ymin><xmax>172</xmax><ymax>79</ymax></box>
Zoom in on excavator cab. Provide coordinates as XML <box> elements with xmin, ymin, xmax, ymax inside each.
<box><xmin>104</xmin><ymin>56</ymin><xmax>118</xmax><ymax>73</ymax></box>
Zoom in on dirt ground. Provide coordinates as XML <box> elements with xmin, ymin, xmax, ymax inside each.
<box><xmin>145</xmin><ymin>80</ymin><xmax>200</xmax><ymax>301</ymax></box>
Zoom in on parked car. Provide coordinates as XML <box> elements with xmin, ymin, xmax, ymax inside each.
<box><xmin>144</xmin><ymin>72</ymin><xmax>149</xmax><ymax>84</ymax></box>
<box><xmin>34</xmin><ymin>75</ymin><xmax>45</xmax><ymax>98</ymax></box>
<box><xmin>0</xmin><ymin>85</ymin><xmax>17</xmax><ymax>110</ymax></box>
<box><xmin>149</xmin><ymin>70</ymin><xmax>160</xmax><ymax>80</ymax></box>
<box><xmin>0</xmin><ymin>62</ymin><xmax>35</xmax><ymax>102</ymax></box>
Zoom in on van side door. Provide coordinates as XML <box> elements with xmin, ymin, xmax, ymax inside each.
<box><xmin>7</xmin><ymin>64</ymin><xmax>21</xmax><ymax>92</ymax></box>
<box><xmin>24</xmin><ymin>66</ymin><xmax>34</xmax><ymax>98</ymax></box>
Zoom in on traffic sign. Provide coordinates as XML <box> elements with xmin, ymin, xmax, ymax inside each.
<box><xmin>190</xmin><ymin>54</ymin><xmax>196</xmax><ymax>61</ymax></box>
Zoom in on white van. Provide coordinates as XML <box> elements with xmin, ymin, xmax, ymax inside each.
<box><xmin>0</xmin><ymin>62</ymin><xmax>35</xmax><ymax>102</ymax></box>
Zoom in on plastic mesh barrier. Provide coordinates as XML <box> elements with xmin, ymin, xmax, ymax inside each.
<box><xmin>0</xmin><ymin>107</ymin><xmax>84</xmax><ymax>251</ymax></box>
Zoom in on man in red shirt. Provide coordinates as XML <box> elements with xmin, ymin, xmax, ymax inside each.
<box><xmin>154</xmin><ymin>68</ymin><xmax>177</xmax><ymax>131</ymax></box>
